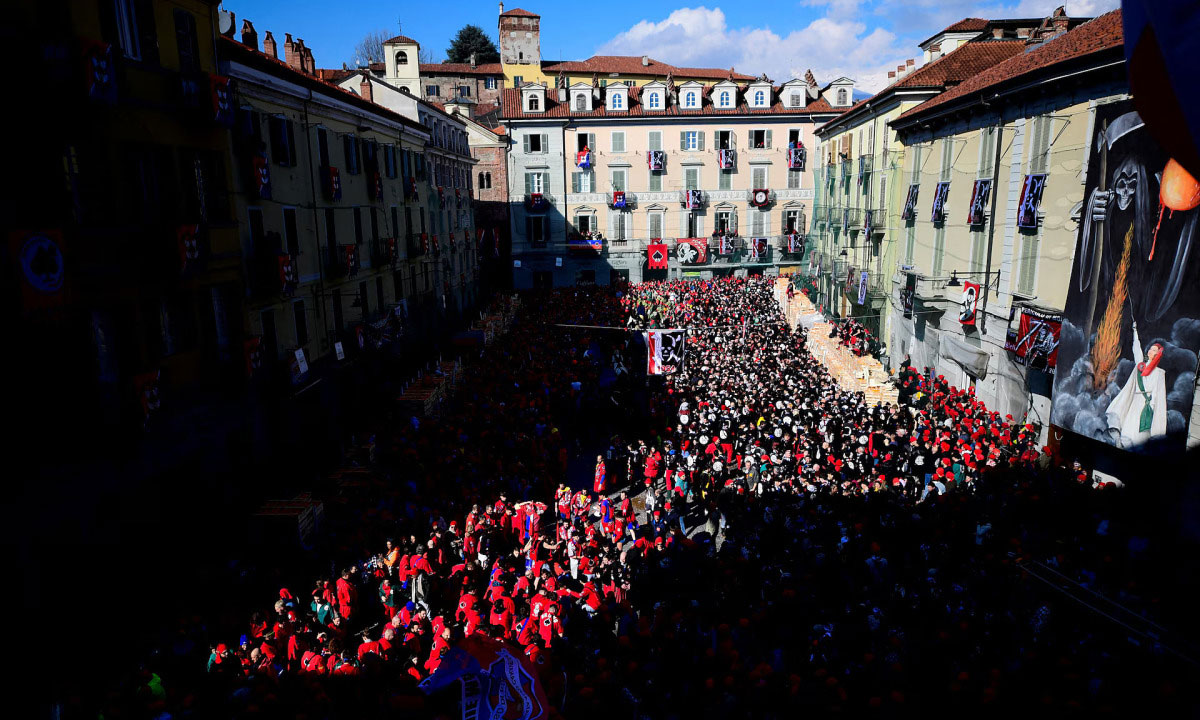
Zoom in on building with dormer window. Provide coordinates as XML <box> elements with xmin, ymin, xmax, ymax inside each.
<box><xmin>501</xmin><ymin>71</ymin><xmax>842</xmax><ymax>287</ymax></box>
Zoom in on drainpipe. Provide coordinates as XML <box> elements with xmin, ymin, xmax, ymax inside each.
<box><xmin>980</xmin><ymin>126</ymin><xmax>1004</xmax><ymax>334</ymax></box>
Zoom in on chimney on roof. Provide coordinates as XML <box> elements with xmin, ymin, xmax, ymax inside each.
<box><xmin>360</xmin><ymin>75</ymin><xmax>373</xmax><ymax>102</ymax></box>
<box><xmin>470</xmin><ymin>52</ymin><xmax>477</xmax><ymax>69</ymax></box>
<box><xmin>993</xmin><ymin>27</ymin><xmax>1004</xmax><ymax>39</ymax></box>
<box><xmin>221</xmin><ymin>11</ymin><xmax>236</xmax><ymax>38</ymax></box>
<box><xmin>241</xmin><ymin>19</ymin><xmax>258</xmax><ymax>51</ymax></box>
<box><xmin>642</xmin><ymin>55</ymin><xmax>649</xmax><ymax>66</ymax></box>
<box><xmin>888</xmin><ymin>70</ymin><xmax>895</xmax><ymax>79</ymax></box>
<box><xmin>284</xmin><ymin>33</ymin><xmax>297</xmax><ymax>68</ymax></box>
<box><xmin>302</xmin><ymin>45</ymin><xmax>315</xmax><ymax>75</ymax></box>
<box><xmin>805</xmin><ymin>69</ymin><xmax>817</xmax><ymax>89</ymax></box>
<box><xmin>499</xmin><ymin>2</ymin><xmax>504</xmax><ymax>15</ymax></box>
<box><xmin>1052</xmin><ymin>6</ymin><xmax>1069</xmax><ymax>34</ymax></box>
<box><xmin>263</xmin><ymin>31</ymin><xmax>277</xmax><ymax>59</ymax></box>
<box><xmin>907</xmin><ymin>58</ymin><xmax>914</xmax><ymax>67</ymax></box>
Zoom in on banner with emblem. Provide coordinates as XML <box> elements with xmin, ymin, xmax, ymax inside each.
<box><xmin>82</xmin><ymin>40</ymin><xmax>117</xmax><ymax>104</ymax></box>
<box><xmin>648</xmin><ymin>150</ymin><xmax>665</xmax><ymax>171</ymax></box>
<box><xmin>1017</xmin><ymin>173</ymin><xmax>1047</xmax><ymax>229</ymax></box>
<box><xmin>959</xmin><ymin>280</ymin><xmax>980</xmax><ymax>326</ymax></box>
<box><xmin>675</xmin><ymin>238</ymin><xmax>708</xmax><ymax>265</ymax></box>
<box><xmin>209</xmin><ymin>74</ymin><xmax>234</xmax><ymax>127</ymax></box>
<box><xmin>901</xmin><ymin>183</ymin><xmax>919</xmax><ymax>220</ymax></box>
<box><xmin>9</xmin><ymin>229</ymin><xmax>67</xmax><ymax>311</ymax></box>
<box><xmin>645</xmin><ymin>329</ymin><xmax>686</xmax><ymax>375</ymax></box>
<box><xmin>931</xmin><ymin>181</ymin><xmax>950</xmax><ymax>222</ymax></box>
<box><xmin>244</xmin><ymin>337</ymin><xmax>263</xmax><ymax>378</ymax></box>
<box><xmin>419</xmin><ymin>634</ymin><xmax>549</xmax><ymax>720</ymax></box>
<box><xmin>967</xmin><ymin>178</ymin><xmax>992</xmax><ymax>225</ymax></box>
<box><xmin>647</xmin><ymin>242</ymin><xmax>669</xmax><ymax>269</ymax></box>
<box><xmin>177</xmin><ymin>224</ymin><xmax>200</xmax><ymax>272</ymax></box>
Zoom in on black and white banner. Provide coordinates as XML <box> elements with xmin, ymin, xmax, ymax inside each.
<box><xmin>645</xmin><ymin>329</ymin><xmax>685</xmax><ymax>375</ymax></box>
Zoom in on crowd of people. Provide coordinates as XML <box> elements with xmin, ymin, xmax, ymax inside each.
<box><xmin>829</xmin><ymin>317</ymin><xmax>880</xmax><ymax>358</ymax></box>
<box><xmin>92</xmin><ymin>276</ymin><xmax>1190</xmax><ymax>719</ymax></box>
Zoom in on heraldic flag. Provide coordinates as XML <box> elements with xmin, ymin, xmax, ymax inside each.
<box><xmin>419</xmin><ymin>633</ymin><xmax>549</xmax><ymax>720</ymax></box>
<box><xmin>645</xmin><ymin>329</ymin><xmax>685</xmax><ymax>375</ymax></box>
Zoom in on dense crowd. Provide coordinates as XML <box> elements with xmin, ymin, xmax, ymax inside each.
<box><xmin>92</xmin><ymin>277</ymin><xmax>1190</xmax><ymax>719</ymax></box>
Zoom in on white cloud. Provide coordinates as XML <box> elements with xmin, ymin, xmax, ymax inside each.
<box><xmin>595</xmin><ymin>1</ymin><xmax>1120</xmax><ymax>95</ymax></box>
<box><xmin>596</xmin><ymin>7</ymin><xmax>913</xmax><ymax>94</ymax></box>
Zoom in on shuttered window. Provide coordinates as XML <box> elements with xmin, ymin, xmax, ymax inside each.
<box><xmin>1028</xmin><ymin>116</ymin><xmax>1052</xmax><ymax>173</ymax></box>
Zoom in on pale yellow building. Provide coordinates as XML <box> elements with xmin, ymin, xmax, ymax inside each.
<box><xmin>886</xmin><ymin>10</ymin><xmax>1125</xmax><ymax>422</ymax></box>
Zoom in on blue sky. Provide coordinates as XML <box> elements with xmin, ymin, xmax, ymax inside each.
<box><xmin>224</xmin><ymin>0</ymin><xmax>1118</xmax><ymax>92</ymax></box>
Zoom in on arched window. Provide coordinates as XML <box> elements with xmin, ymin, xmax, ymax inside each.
<box><xmin>719</xmin><ymin>91</ymin><xmax>730</xmax><ymax>107</ymax></box>
<box><xmin>754</xmin><ymin>89</ymin><xmax>765</xmax><ymax>106</ymax></box>
<box><xmin>611</xmin><ymin>94</ymin><xmax>623</xmax><ymax>109</ymax></box>
<box><xmin>396</xmin><ymin>51</ymin><xmax>408</xmax><ymax>66</ymax></box>
<box><xmin>648</xmin><ymin>93</ymin><xmax>660</xmax><ymax>109</ymax></box>
<box><xmin>528</xmin><ymin>95</ymin><xmax>539</xmax><ymax>111</ymax></box>
<box><xmin>685</xmin><ymin>92</ymin><xmax>697</xmax><ymax>108</ymax></box>
<box><xmin>837</xmin><ymin>88</ymin><xmax>847</xmax><ymax>106</ymax></box>
<box><xmin>575</xmin><ymin>94</ymin><xmax>586</xmax><ymax>111</ymax></box>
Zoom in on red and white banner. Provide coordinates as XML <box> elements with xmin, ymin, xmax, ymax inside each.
<box><xmin>959</xmin><ymin>280</ymin><xmax>980</xmax><ymax>326</ymax></box>
<box><xmin>645</xmin><ymin>329</ymin><xmax>686</xmax><ymax>375</ymax></box>
<box><xmin>675</xmin><ymin>238</ymin><xmax>708</xmax><ymax>264</ymax></box>
<box><xmin>647</xmin><ymin>242</ymin><xmax>669</xmax><ymax>269</ymax></box>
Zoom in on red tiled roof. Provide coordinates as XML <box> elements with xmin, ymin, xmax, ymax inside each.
<box><xmin>896</xmin><ymin>10</ymin><xmax>1123</xmax><ymax>123</ymax></box>
<box><xmin>316</xmin><ymin>67</ymin><xmax>356</xmax><ymax>83</ymax></box>
<box><xmin>500</xmin><ymin>83</ymin><xmax>847</xmax><ymax>120</ymax></box>
<box><xmin>420</xmin><ymin>62</ymin><xmax>504</xmax><ymax>76</ymax></box>
<box><xmin>944</xmin><ymin>18</ymin><xmax>989</xmax><ymax>33</ymax></box>
<box><xmin>384</xmin><ymin>34</ymin><xmax>419</xmax><ymax>45</ymax></box>
<box><xmin>540</xmin><ymin>56</ymin><xmax>754</xmax><ymax>81</ymax></box>
<box><xmin>500</xmin><ymin>8</ymin><xmax>539</xmax><ymax>17</ymax></box>
<box><xmin>220</xmin><ymin>37</ymin><xmax>426</xmax><ymax>131</ymax></box>
<box><xmin>475</xmin><ymin>102</ymin><xmax>501</xmax><ymax>117</ymax></box>
<box><xmin>894</xmin><ymin>39</ymin><xmax>1024</xmax><ymax>89</ymax></box>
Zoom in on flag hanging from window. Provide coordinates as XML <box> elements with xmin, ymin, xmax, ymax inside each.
<box><xmin>787</xmin><ymin>145</ymin><xmax>806</xmax><ymax>170</ymax></box>
<box><xmin>648</xmin><ymin>150</ymin><xmax>665</xmax><ymax>171</ymax></box>
<box><xmin>252</xmin><ymin>154</ymin><xmax>272</xmax><ymax>199</ymax></box>
<box><xmin>719</xmin><ymin>236</ymin><xmax>732</xmax><ymax>255</ymax></box>
<box><xmin>930</xmin><ymin>181</ymin><xmax>950</xmax><ymax>223</ymax></box>
<box><xmin>718</xmin><ymin>149</ymin><xmax>735</xmax><ymax>169</ymax></box>
<box><xmin>787</xmin><ymin>233</ymin><xmax>802</xmax><ymax>254</ymax></box>
<box><xmin>1017</xmin><ymin>173</ymin><xmax>1046</xmax><ymax>229</ymax></box>
<box><xmin>902</xmin><ymin>184</ymin><xmax>919</xmax><ymax>220</ymax></box>
<box><xmin>684</xmin><ymin>190</ymin><xmax>702</xmax><ymax>209</ymax></box>
<box><xmin>967</xmin><ymin>178</ymin><xmax>992</xmax><ymax>225</ymax></box>
<box><xmin>278</xmin><ymin>253</ymin><xmax>297</xmax><ymax>293</ymax></box>
<box><xmin>645</xmin><ymin>329</ymin><xmax>686</xmax><ymax>375</ymax></box>
<box><xmin>612</xmin><ymin>191</ymin><xmax>626</xmax><ymax>209</ymax></box>
<box><xmin>750</xmin><ymin>189</ymin><xmax>770</xmax><ymax>208</ymax></box>
<box><xmin>675</xmin><ymin>238</ymin><xmax>707</xmax><ymax>264</ymax></box>
<box><xmin>345</xmin><ymin>245</ymin><xmax>359</xmax><ymax>277</ymax></box>
<box><xmin>177</xmin><ymin>224</ymin><xmax>200</xmax><ymax>273</ymax></box>
<box><xmin>323</xmin><ymin>166</ymin><xmax>342</xmax><ymax>200</ymax></box>
<box><xmin>577</xmin><ymin>149</ymin><xmax>592</xmax><ymax>169</ymax></box>
<box><xmin>244</xmin><ymin>337</ymin><xmax>262</xmax><ymax>378</ymax></box>
<box><xmin>1004</xmin><ymin>306</ymin><xmax>1062</xmax><ymax>373</ymax></box>
<box><xmin>82</xmin><ymin>40</ymin><xmax>117</xmax><ymax>104</ymax></box>
<box><xmin>210</xmin><ymin>74</ymin><xmax>234</xmax><ymax>127</ymax></box>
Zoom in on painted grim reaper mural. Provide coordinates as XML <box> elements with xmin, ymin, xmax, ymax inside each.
<box><xmin>1051</xmin><ymin>101</ymin><xmax>1200</xmax><ymax>453</ymax></box>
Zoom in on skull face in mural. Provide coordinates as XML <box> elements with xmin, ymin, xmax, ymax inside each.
<box><xmin>1112</xmin><ymin>169</ymin><xmax>1137</xmax><ymax>211</ymax></box>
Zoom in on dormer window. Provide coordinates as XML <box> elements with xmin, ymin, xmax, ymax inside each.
<box><xmin>719</xmin><ymin>91</ymin><xmax>731</xmax><ymax>108</ymax></box>
<box><xmin>837</xmin><ymin>88</ymin><xmax>847</xmax><ymax>106</ymax></box>
<box><xmin>611</xmin><ymin>94</ymin><xmax>623</xmax><ymax>110</ymax></box>
<box><xmin>789</xmin><ymin>92</ymin><xmax>802</xmax><ymax>107</ymax></box>
<box><xmin>528</xmin><ymin>95</ymin><xmax>540</xmax><ymax>111</ymax></box>
<box><xmin>685</xmin><ymin>92</ymin><xmax>697</xmax><ymax>108</ymax></box>
<box><xmin>647</xmin><ymin>92</ymin><xmax>660</xmax><ymax>109</ymax></box>
<box><xmin>397</xmin><ymin>51</ymin><xmax>408</xmax><ymax>65</ymax></box>
<box><xmin>754</xmin><ymin>89</ymin><xmax>766</xmax><ymax>106</ymax></box>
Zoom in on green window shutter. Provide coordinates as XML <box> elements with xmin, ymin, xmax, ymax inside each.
<box><xmin>765</xmin><ymin>130</ymin><xmax>773</xmax><ymax>149</ymax></box>
<box><xmin>697</xmin><ymin>132</ymin><xmax>705</xmax><ymax>152</ymax></box>
<box><xmin>571</xmin><ymin>173</ymin><xmax>580</xmax><ymax>193</ymax></box>
<box><xmin>541</xmin><ymin>134</ymin><xmax>549</xmax><ymax>153</ymax></box>
<box><xmin>523</xmin><ymin>135</ymin><xmax>530</xmax><ymax>154</ymax></box>
<box><xmin>680</xmin><ymin>131</ymin><xmax>686</xmax><ymax>150</ymax></box>
<box><xmin>524</xmin><ymin>173</ymin><xmax>532</xmax><ymax>195</ymax></box>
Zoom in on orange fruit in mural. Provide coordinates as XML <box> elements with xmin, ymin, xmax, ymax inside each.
<box><xmin>1160</xmin><ymin>157</ymin><xmax>1200</xmax><ymax>212</ymax></box>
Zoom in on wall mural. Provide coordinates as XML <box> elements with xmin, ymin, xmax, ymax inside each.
<box><xmin>1051</xmin><ymin>101</ymin><xmax>1200</xmax><ymax>453</ymax></box>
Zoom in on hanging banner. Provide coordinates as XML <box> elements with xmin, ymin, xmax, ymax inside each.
<box><xmin>278</xmin><ymin>253</ymin><xmax>297</xmax><ymax>294</ymax></box>
<box><xmin>930</xmin><ymin>181</ymin><xmax>951</xmax><ymax>222</ymax></box>
<box><xmin>718</xmin><ymin>149</ymin><xmax>735</xmax><ymax>169</ymax></box>
<box><xmin>1017</xmin><ymin>173</ymin><xmax>1046</xmax><ymax>229</ymax></box>
<box><xmin>857</xmin><ymin>270</ymin><xmax>869</xmax><ymax>305</ymax></box>
<box><xmin>576</xmin><ymin>149</ymin><xmax>591</xmax><ymax>169</ymax></box>
<box><xmin>177</xmin><ymin>224</ymin><xmax>200</xmax><ymax>272</ymax></box>
<box><xmin>612</xmin><ymin>191</ymin><xmax>626</xmax><ymax>209</ymax></box>
<box><xmin>719</xmin><ymin>236</ymin><xmax>732</xmax><ymax>255</ymax></box>
<box><xmin>749</xmin><ymin>237</ymin><xmax>767</xmax><ymax>262</ymax></box>
<box><xmin>902</xmin><ymin>272</ymin><xmax>916</xmax><ymax>319</ymax></box>
<box><xmin>967</xmin><ymin>178</ymin><xmax>992</xmax><ymax>225</ymax></box>
<box><xmin>244</xmin><ymin>337</ymin><xmax>263</xmax><ymax>377</ymax></box>
<box><xmin>787</xmin><ymin>145</ymin><xmax>806</xmax><ymax>170</ymax></box>
<box><xmin>959</xmin><ymin>280</ymin><xmax>980</xmax><ymax>326</ymax></box>
<box><xmin>648</xmin><ymin>150</ymin><xmax>665</xmax><ymax>171</ymax></box>
<box><xmin>902</xmin><ymin>184</ymin><xmax>919</xmax><ymax>220</ymax></box>
<box><xmin>82</xmin><ymin>40</ymin><xmax>117</xmax><ymax>104</ymax></box>
<box><xmin>344</xmin><ymin>244</ymin><xmax>359</xmax><ymax>276</ymax></box>
<box><xmin>210</xmin><ymin>74</ymin><xmax>234</xmax><ymax>127</ymax></box>
<box><xmin>252</xmin><ymin>154</ymin><xmax>272</xmax><ymax>199</ymax></box>
<box><xmin>1006</xmin><ymin>307</ymin><xmax>1062</xmax><ymax>373</ymax></box>
<box><xmin>675</xmin><ymin>238</ymin><xmax>708</xmax><ymax>265</ymax></box>
<box><xmin>134</xmin><ymin>370</ymin><xmax>161</xmax><ymax>423</ymax></box>
<box><xmin>645</xmin><ymin>329</ymin><xmax>686</xmax><ymax>375</ymax></box>
<box><xmin>323</xmin><ymin>166</ymin><xmax>342</xmax><ymax>200</ymax></box>
<box><xmin>10</xmin><ymin>229</ymin><xmax>67</xmax><ymax>311</ymax></box>
<box><xmin>1051</xmin><ymin>100</ymin><xmax>1200</xmax><ymax>454</ymax></box>
<box><xmin>647</xmin><ymin>243</ymin><xmax>669</xmax><ymax>269</ymax></box>
<box><xmin>418</xmin><ymin>634</ymin><xmax>549</xmax><ymax>720</ymax></box>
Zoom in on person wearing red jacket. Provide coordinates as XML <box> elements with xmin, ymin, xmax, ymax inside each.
<box><xmin>593</xmin><ymin>456</ymin><xmax>607</xmax><ymax>494</ymax></box>
<box><xmin>538</xmin><ymin>605</ymin><xmax>563</xmax><ymax>648</ymax></box>
<box><xmin>489</xmin><ymin>594</ymin><xmax>515</xmax><ymax>638</ymax></box>
<box><xmin>335</xmin><ymin>568</ymin><xmax>357</xmax><ymax>621</ymax></box>
<box><xmin>457</xmin><ymin>591</ymin><xmax>479</xmax><ymax>623</ymax></box>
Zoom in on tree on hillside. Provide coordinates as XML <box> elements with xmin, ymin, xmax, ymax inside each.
<box><xmin>351</xmin><ymin>28</ymin><xmax>392</xmax><ymax>67</ymax></box>
<box><xmin>446</xmin><ymin>25</ymin><xmax>500</xmax><ymax>64</ymax></box>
